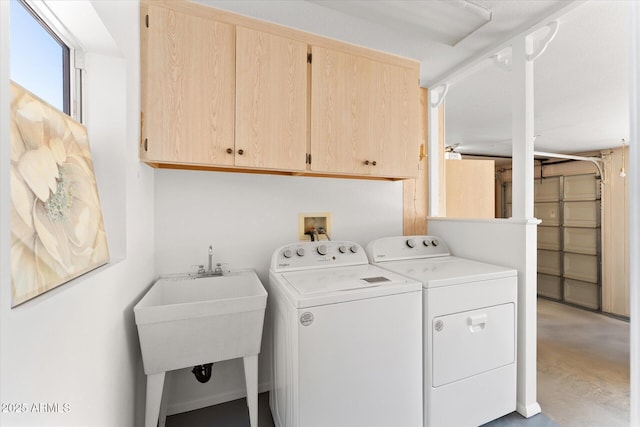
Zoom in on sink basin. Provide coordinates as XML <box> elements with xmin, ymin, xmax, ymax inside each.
<box><xmin>134</xmin><ymin>269</ymin><xmax>268</xmax><ymax>375</ymax></box>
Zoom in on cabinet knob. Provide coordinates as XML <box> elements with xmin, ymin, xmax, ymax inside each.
<box><xmin>364</xmin><ymin>160</ymin><xmax>370</xmax><ymax>165</ymax></box>
<box><xmin>226</xmin><ymin>148</ymin><xmax>233</xmax><ymax>154</ymax></box>
<box><xmin>237</xmin><ymin>149</ymin><xmax>244</xmax><ymax>155</ymax></box>
<box><xmin>372</xmin><ymin>161</ymin><xmax>377</xmax><ymax>166</ymax></box>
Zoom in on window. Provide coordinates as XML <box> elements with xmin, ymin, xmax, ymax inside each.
<box><xmin>10</xmin><ymin>0</ymin><xmax>71</xmax><ymax>115</ymax></box>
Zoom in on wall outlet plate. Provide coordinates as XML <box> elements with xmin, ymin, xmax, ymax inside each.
<box><xmin>299</xmin><ymin>212</ymin><xmax>332</xmax><ymax>241</ymax></box>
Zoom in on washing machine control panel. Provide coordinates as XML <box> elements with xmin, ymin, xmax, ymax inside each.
<box><xmin>271</xmin><ymin>241</ymin><xmax>368</xmax><ymax>272</ymax></box>
<box><xmin>366</xmin><ymin>235</ymin><xmax>450</xmax><ymax>263</ymax></box>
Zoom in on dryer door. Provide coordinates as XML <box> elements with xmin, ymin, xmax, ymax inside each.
<box><xmin>431</xmin><ymin>302</ymin><xmax>515</xmax><ymax>387</ymax></box>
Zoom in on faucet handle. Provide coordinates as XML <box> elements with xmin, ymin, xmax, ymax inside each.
<box><xmin>197</xmin><ymin>265</ymin><xmax>206</xmax><ymax>275</ymax></box>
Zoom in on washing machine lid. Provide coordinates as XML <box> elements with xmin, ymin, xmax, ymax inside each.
<box><xmin>376</xmin><ymin>256</ymin><xmax>517</xmax><ymax>288</ymax></box>
<box><xmin>278</xmin><ymin>264</ymin><xmax>422</xmax><ymax>308</ymax></box>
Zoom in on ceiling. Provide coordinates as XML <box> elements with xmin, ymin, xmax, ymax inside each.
<box><xmin>197</xmin><ymin>0</ymin><xmax>631</xmax><ymax>157</ymax></box>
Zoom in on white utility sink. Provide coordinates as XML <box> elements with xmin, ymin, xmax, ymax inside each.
<box><xmin>134</xmin><ymin>269</ymin><xmax>267</xmax><ymax>427</ymax></box>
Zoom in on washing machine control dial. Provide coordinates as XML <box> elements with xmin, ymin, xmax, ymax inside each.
<box><xmin>317</xmin><ymin>245</ymin><xmax>328</xmax><ymax>256</ymax></box>
<box><xmin>283</xmin><ymin>249</ymin><xmax>293</xmax><ymax>258</ymax></box>
<box><xmin>422</xmin><ymin>240</ymin><xmax>430</xmax><ymax>247</ymax></box>
<box><xmin>338</xmin><ymin>245</ymin><xmax>347</xmax><ymax>254</ymax></box>
<box><xmin>296</xmin><ymin>248</ymin><xmax>305</xmax><ymax>257</ymax></box>
<box><xmin>349</xmin><ymin>245</ymin><xmax>359</xmax><ymax>254</ymax></box>
<box><xmin>406</xmin><ymin>239</ymin><xmax>416</xmax><ymax>248</ymax></box>
<box><xmin>431</xmin><ymin>239</ymin><xmax>439</xmax><ymax>247</ymax></box>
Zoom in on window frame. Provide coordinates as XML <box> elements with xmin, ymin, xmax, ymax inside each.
<box><xmin>13</xmin><ymin>0</ymin><xmax>84</xmax><ymax>121</ymax></box>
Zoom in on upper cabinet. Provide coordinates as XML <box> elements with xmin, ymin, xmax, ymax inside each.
<box><xmin>142</xmin><ymin>5</ymin><xmax>235</xmax><ymax>166</ymax></box>
<box><xmin>140</xmin><ymin>1</ymin><xmax>420</xmax><ymax>180</ymax></box>
<box><xmin>310</xmin><ymin>46</ymin><xmax>419</xmax><ymax>178</ymax></box>
<box><xmin>235</xmin><ymin>27</ymin><xmax>308</xmax><ymax>171</ymax></box>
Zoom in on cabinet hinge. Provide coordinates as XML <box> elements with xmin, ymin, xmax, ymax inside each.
<box><xmin>307</xmin><ymin>53</ymin><xmax>312</xmax><ymax>64</ymax></box>
<box><xmin>145</xmin><ymin>14</ymin><xmax>149</xmax><ymax>28</ymax></box>
<box><xmin>144</xmin><ymin>138</ymin><xmax>148</xmax><ymax>152</ymax></box>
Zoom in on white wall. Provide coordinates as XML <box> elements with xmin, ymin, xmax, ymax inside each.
<box><xmin>0</xmin><ymin>1</ymin><xmax>156</xmax><ymax>426</ymax></box>
<box><xmin>154</xmin><ymin>169</ymin><xmax>403</xmax><ymax>413</ymax></box>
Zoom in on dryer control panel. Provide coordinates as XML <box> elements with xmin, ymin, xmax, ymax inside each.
<box><xmin>271</xmin><ymin>241</ymin><xmax>368</xmax><ymax>272</ymax></box>
<box><xmin>366</xmin><ymin>235</ymin><xmax>450</xmax><ymax>263</ymax></box>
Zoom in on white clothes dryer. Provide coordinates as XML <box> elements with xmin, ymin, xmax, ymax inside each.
<box><xmin>366</xmin><ymin>236</ymin><xmax>518</xmax><ymax>427</ymax></box>
<box><xmin>269</xmin><ymin>241</ymin><xmax>423</xmax><ymax>427</ymax></box>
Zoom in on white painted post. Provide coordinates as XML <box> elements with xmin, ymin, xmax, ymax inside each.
<box><xmin>428</xmin><ymin>88</ymin><xmax>444</xmax><ymax>217</ymax></box>
<box><xmin>511</xmin><ymin>38</ymin><xmax>535</xmax><ymax>221</ymax></box>
<box><xmin>511</xmin><ymin>35</ymin><xmax>542</xmax><ymax>418</ymax></box>
<box><xmin>629</xmin><ymin>2</ymin><xmax>639</xmax><ymax>425</ymax></box>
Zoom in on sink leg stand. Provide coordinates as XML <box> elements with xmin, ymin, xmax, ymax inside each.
<box><xmin>145</xmin><ymin>372</ymin><xmax>165</xmax><ymax>427</ymax></box>
<box><xmin>243</xmin><ymin>354</ymin><xmax>259</xmax><ymax>427</ymax></box>
<box><xmin>158</xmin><ymin>371</ymin><xmax>171</xmax><ymax>427</ymax></box>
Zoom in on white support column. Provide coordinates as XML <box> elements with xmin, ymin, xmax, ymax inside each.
<box><xmin>427</xmin><ymin>86</ymin><xmax>447</xmax><ymax>217</ymax></box>
<box><xmin>427</xmin><ymin>104</ymin><xmax>440</xmax><ymax>217</ymax></box>
<box><xmin>511</xmin><ymin>35</ymin><xmax>542</xmax><ymax>418</ymax></box>
<box><xmin>629</xmin><ymin>2</ymin><xmax>639</xmax><ymax>425</ymax></box>
<box><xmin>511</xmin><ymin>37</ymin><xmax>535</xmax><ymax>221</ymax></box>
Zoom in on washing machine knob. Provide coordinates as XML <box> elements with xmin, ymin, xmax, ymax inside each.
<box><xmin>338</xmin><ymin>245</ymin><xmax>347</xmax><ymax>254</ymax></box>
<box><xmin>296</xmin><ymin>248</ymin><xmax>305</xmax><ymax>257</ymax></box>
<box><xmin>283</xmin><ymin>249</ymin><xmax>293</xmax><ymax>258</ymax></box>
<box><xmin>406</xmin><ymin>239</ymin><xmax>416</xmax><ymax>248</ymax></box>
<box><xmin>431</xmin><ymin>239</ymin><xmax>439</xmax><ymax>247</ymax></box>
<box><xmin>422</xmin><ymin>240</ymin><xmax>430</xmax><ymax>247</ymax></box>
<box><xmin>317</xmin><ymin>245</ymin><xmax>328</xmax><ymax>256</ymax></box>
<box><xmin>349</xmin><ymin>245</ymin><xmax>359</xmax><ymax>254</ymax></box>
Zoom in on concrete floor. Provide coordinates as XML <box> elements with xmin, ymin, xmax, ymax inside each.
<box><xmin>537</xmin><ymin>298</ymin><xmax>630</xmax><ymax>426</ymax></box>
<box><xmin>166</xmin><ymin>298</ymin><xmax>630</xmax><ymax>427</ymax></box>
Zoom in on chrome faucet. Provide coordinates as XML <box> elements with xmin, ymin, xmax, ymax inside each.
<box><xmin>198</xmin><ymin>245</ymin><xmax>223</xmax><ymax>277</ymax></box>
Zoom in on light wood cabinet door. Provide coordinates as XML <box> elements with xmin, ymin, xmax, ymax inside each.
<box><xmin>310</xmin><ymin>46</ymin><xmax>419</xmax><ymax>177</ymax></box>
<box><xmin>370</xmin><ymin>61</ymin><xmax>419</xmax><ymax>177</ymax></box>
<box><xmin>235</xmin><ymin>27</ymin><xmax>308</xmax><ymax>171</ymax></box>
<box><xmin>143</xmin><ymin>5</ymin><xmax>235</xmax><ymax>165</ymax></box>
<box><xmin>310</xmin><ymin>46</ymin><xmax>372</xmax><ymax>175</ymax></box>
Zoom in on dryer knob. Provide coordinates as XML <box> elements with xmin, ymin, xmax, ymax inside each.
<box><xmin>296</xmin><ymin>248</ymin><xmax>305</xmax><ymax>257</ymax></box>
<box><xmin>349</xmin><ymin>245</ymin><xmax>359</xmax><ymax>254</ymax></box>
<box><xmin>283</xmin><ymin>249</ymin><xmax>293</xmax><ymax>259</ymax></box>
<box><xmin>406</xmin><ymin>239</ymin><xmax>416</xmax><ymax>248</ymax></box>
<box><xmin>423</xmin><ymin>240</ymin><xmax>430</xmax><ymax>247</ymax></box>
<box><xmin>431</xmin><ymin>239</ymin><xmax>439</xmax><ymax>247</ymax></box>
<box><xmin>317</xmin><ymin>245</ymin><xmax>328</xmax><ymax>256</ymax></box>
<box><xmin>338</xmin><ymin>245</ymin><xmax>347</xmax><ymax>254</ymax></box>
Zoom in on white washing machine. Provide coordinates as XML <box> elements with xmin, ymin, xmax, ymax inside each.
<box><xmin>366</xmin><ymin>236</ymin><xmax>518</xmax><ymax>427</ymax></box>
<box><xmin>269</xmin><ymin>240</ymin><xmax>423</xmax><ymax>427</ymax></box>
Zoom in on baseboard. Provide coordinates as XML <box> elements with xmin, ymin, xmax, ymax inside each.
<box><xmin>516</xmin><ymin>401</ymin><xmax>542</xmax><ymax>418</ymax></box>
<box><xmin>167</xmin><ymin>382</ymin><xmax>271</xmax><ymax>416</ymax></box>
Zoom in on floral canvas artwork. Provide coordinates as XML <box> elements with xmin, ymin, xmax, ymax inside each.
<box><xmin>10</xmin><ymin>82</ymin><xmax>109</xmax><ymax>307</ymax></box>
